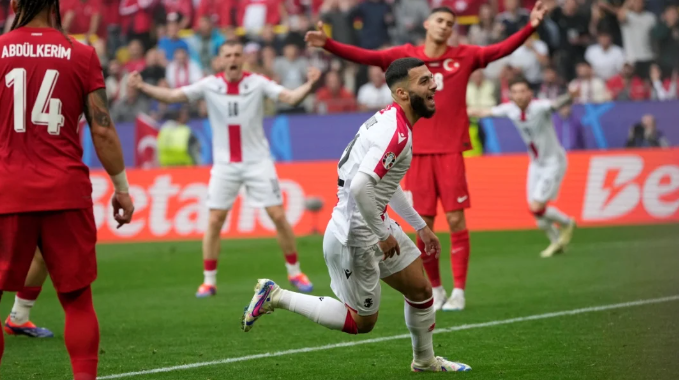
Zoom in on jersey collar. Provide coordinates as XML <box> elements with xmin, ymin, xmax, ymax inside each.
<box><xmin>392</xmin><ymin>102</ymin><xmax>413</xmax><ymax>130</ymax></box>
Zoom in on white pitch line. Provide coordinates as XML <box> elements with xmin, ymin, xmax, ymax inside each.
<box><xmin>98</xmin><ymin>295</ymin><xmax>679</xmax><ymax>379</ymax></box>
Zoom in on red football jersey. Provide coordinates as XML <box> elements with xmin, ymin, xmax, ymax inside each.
<box><xmin>324</xmin><ymin>24</ymin><xmax>535</xmax><ymax>154</ymax></box>
<box><xmin>0</xmin><ymin>27</ymin><xmax>105</xmax><ymax>214</ymax></box>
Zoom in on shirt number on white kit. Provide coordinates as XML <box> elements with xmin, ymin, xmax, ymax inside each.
<box><xmin>5</xmin><ymin>68</ymin><xmax>65</xmax><ymax>135</ymax></box>
<box><xmin>434</xmin><ymin>72</ymin><xmax>444</xmax><ymax>91</ymax></box>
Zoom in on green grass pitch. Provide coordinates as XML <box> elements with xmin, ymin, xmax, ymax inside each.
<box><xmin>1</xmin><ymin>224</ymin><xmax>678</xmax><ymax>380</ymax></box>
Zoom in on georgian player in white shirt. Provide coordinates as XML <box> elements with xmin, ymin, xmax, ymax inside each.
<box><xmin>241</xmin><ymin>58</ymin><xmax>472</xmax><ymax>373</ymax></box>
<box><xmin>469</xmin><ymin>77</ymin><xmax>577</xmax><ymax>258</ymax></box>
<box><xmin>128</xmin><ymin>41</ymin><xmax>321</xmax><ymax>296</ymax></box>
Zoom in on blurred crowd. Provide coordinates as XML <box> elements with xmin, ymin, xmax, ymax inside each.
<box><xmin>3</xmin><ymin>0</ymin><xmax>677</xmax><ymax>123</ymax></box>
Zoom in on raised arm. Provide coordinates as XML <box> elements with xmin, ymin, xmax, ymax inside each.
<box><xmin>306</xmin><ymin>21</ymin><xmax>401</xmax><ymax>69</ymax></box>
<box><xmin>278</xmin><ymin>67</ymin><xmax>322</xmax><ymax>106</ymax></box>
<box><xmin>128</xmin><ymin>71</ymin><xmax>189</xmax><ymax>103</ymax></box>
<box><xmin>84</xmin><ymin>89</ymin><xmax>134</xmax><ymax>227</ymax></box>
<box><xmin>475</xmin><ymin>1</ymin><xmax>547</xmax><ymax>68</ymax></box>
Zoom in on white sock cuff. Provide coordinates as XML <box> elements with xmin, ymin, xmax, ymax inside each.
<box><xmin>405</xmin><ymin>296</ymin><xmax>434</xmax><ymax>309</ymax></box>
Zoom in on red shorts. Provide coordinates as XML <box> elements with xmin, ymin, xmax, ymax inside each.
<box><xmin>0</xmin><ymin>208</ymin><xmax>97</xmax><ymax>293</ymax></box>
<box><xmin>404</xmin><ymin>153</ymin><xmax>471</xmax><ymax>217</ymax></box>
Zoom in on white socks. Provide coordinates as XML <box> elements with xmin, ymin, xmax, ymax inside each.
<box><xmin>285</xmin><ymin>262</ymin><xmax>301</xmax><ymax>277</ymax></box>
<box><xmin>545</xmin><ymin>206</ymin><xmax>571</xmax><ymax>226</ymax></box>
<box><xmin>536</xmin><ymin>217</ymin><xmax>559</xmax><ymax>243</ymax></box>
<box><xmin>273</xmin><ymin>289</ymin><xmax>347</xmax><ymax>331</ymax></box>
<box><xmin>405</xmin><ymin>297</ymin><xmax>436</xmax><ymax>365</ymax></box>
<box><xmin>203</xmin><ymin>270</ymin><xmax>217</xmax><ymax>286</ymax></box>
<box><xmin>10</xmin><ymin>296</ymin><xmax>35</xmax><ymax>325</ymax></box>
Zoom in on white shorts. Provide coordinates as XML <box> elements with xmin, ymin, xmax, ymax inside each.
<box><xmin>527</xmin><ymin>159</ymin><xmax>567</xmax><ymax>204</ymax></box>
<box><xmin>323</xmin><ymin>219</ymin><xmax>420</xmax><ymax>316</ymax></box>
<box><xmin>206</xmin><ymin>159</ymin><xmax>283</xmax><ymax>210</ymax></box>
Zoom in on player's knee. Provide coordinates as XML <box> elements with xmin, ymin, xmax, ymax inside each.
<box><xmin>404</xmin><ymin>280</ymin><xmax>433</xmax><ymax>303</ymax></box>
<box><xmin>446</xmin><ymin>211</ymin><xmax>466</xmax><ymax>232</ymax></box>
<box><xmin>355</xmin><ymin>318</ymin><xmax>377</xmax><ymax>334</ymax></box>
<box><xmin>208</xmin><ymin>210</ymin><xmax>228</xmax><ymax>229</ymax></box>
<box><xmin>529</xmin><ymin>202</ymin><xmax>546</xmax><ymax>216</ymax></box>
<box><xmin>352</xmin><ymin>312</ymin><xmax>378</xmax><ymax>334</ymax></box>
<box><xmin>266</xmin><ymin>206</ymin><xmax>288</xmax><ymax>227</ymax></box>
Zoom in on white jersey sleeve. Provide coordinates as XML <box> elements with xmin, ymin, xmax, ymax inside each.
<box><xmin>181</xmin><ymin>76</ymin><xmax>215</xmax><ymax>102</ymax></box>
<box><xmin>490</xmin><ymin>102</ymin><xmax>514</xmax><ymax>117</ymax></box>
<box><xmin>256</xmin><ymin>74</ymin><xmax>285</xmax><ymax>101</ymax></box>
<box><xmin>531</xmin><ymin>99</ymin><xmax>554</xmax><ymax>114</ymax></box>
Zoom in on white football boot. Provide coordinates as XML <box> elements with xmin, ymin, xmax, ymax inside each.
<box><xmin>540</xmin><ymin>241</ymin><xmax>564</xmax><ymax>258</ymax></box>
<box><xmin>432</xmin><ymin>286</ymin><xmax>447</xmax><ymax>311</ymax></box>
<box><xmin>411</xmin><ymin>357</ymin><xmax>472</xmax><ymax>372</ymax></box>
<box><xmin>441</xmin><ymin>288</ymin><xmax>465</xmax><ymax>311</ymax></box>
<box><xmin>558</xmin><ymin>220</ymin><xmax>576</xmax><ymax>248</ymax></box>
<box><xmin>242</xmin><ymin>279</ymin><xmax>279</xmax><ymax>332</ymax></box>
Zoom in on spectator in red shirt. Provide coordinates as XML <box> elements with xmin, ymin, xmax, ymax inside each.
<box><xmin>124</xmin><ymin>39</ymin><xmax>147</xmax><ymax>74</ymax></box>
<box><xmin>120</xmin><ymin>0</ymin><xmax>156</xmax><ymax>49</ymax></box>
<box><xmin>194</xmin><ymin>0</ymin><xmax>233</xmax><ymax>29</ymax></box>
<box><xmin>163</xmin><ymin>0</ymin><xmax>193</xmax><ymax>29</ymax></box>
<box><xmin>607</xmin><ymin>62</ymin><xmax>650</xmax><ymax>101</ymax></box>
<box><xmin>61</xmin><ymin>0</ymin><xmax>103</xmax><ymax>41</ymax></box>
<box><xmin>315</xmin><ymin>70</ymin><xmax>357</xmax><ymax>114</ymax></box>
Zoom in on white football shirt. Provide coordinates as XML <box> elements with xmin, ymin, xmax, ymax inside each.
<box><xmin>491</xmin><ymin>99</ymin><xmax>566</xmax><ymax>165</ymax></box>
<box><xmin>181</xmin><ymin>71</ymin><xmax>284</xmax><ymax>164</ymax></box>
<box><xmin>330</xmin><ymin>103</ymin><xmax>413</xmax><ymax>247</ymax></box>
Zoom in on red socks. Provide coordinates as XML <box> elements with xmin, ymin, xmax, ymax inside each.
<box><xmin>418</xmin><ymin>235</ymin><xmax>441</xmax><ymax>287</ymax></box>
<box><xmin>17</xmin><ymin>286</ymin><xmax>42</xmax><ymax>301</ymax></box>
<box><xmin>342</xmin><ymin>310</ymin><xmax>358</xmax><ymax>334</ymax></box>
<box><xmin>450</xmin><ymin>230</ymin><xmax>470</xmax><ymax>290</ymax></box>
<box><xmin>284</xmin><ymin>252</ymin><xmax>298</xmax><ymax>265</ymax></box>
<box><xmin>203</xmin><ymin>259</ymin><xmax>217</xmax><ymax>271</ymax></box>
<box><xmin>57</xmin><ymin>286</ymin><xmax>99</xmax><ymax>380</ymax></box>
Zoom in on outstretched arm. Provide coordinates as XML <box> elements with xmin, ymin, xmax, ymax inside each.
<box><xmin>306</xmin><ymin>21</ymin><xmax>402</xmax><ymax>69</ymax></box>
<box><xmin>128</xmin><ymin>71</ymin><xmax>189</xmax><ymax>103</ymax></box>
<box><xmin>278</xmin><ymin>67</ymin><xmax>322</xmax><ymax>106</ymax></box>
<box><xmin>467</xmin><ymin>107</ymin><xmax>494</xmax><ymax>118</ymax></box>
<box><xmin>475</xmin><ymin>1</ymin><xmax>547</xmax><ymax>68</ymax></box>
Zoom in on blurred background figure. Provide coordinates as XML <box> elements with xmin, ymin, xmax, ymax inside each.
<box><xmin>187</xmin><ymin>16</ymin><xmax>225</xmax><ymax>74</ymax></box>
<box><xmin>618</xmin><ymin>0</ymin><xmax>656</xmax><ymax>78</ymax></box>
<box><xmin>606</xmin><ymin>62</ymin><xmax>650</xmax><ymax>101</ymax></box>
<box><xmin>166</xmin><ymin>47</ymin><xmax>203</xmax><ymax>89</ymax></box>
<box><xmin>626</xmin><ymin>114</ymin><xmax>670</xmax><ymax>148</ymax></box>
<box><xmin>468</xmin><ymin>4</ymin><xmax>503</xmax><ymax>46</ymax></box>
<box><xmin>569</xmin><ymin>61</ymin><xmax>611</xmax><ymax>103</ymax></box>
<box><xmin>274</xmin><ymin>36</ymin><xmax>310</xmax><ymax>114</ymax></box>
<box><xmin>356</xmin><ymin>66</ymin><xmax>392</xmax><ymax>112</ymax></box>
<box><xmin>537</xmin><ymin>66</ymin><xmax>566</xmax><ymax>101</ymax></box>
<box><xmin>585</xmin><ymin>30</ymin><xmax>625</xmax><ymax>81</ymax></box>
<box><xmin>315</xmin><ymin>70</ymin><xmax>356</xmax><ymax>114</ymax></box>
<box><xmin>157</xmin><ymin>107</ymin><xmax>202</xmax><ymax>166</ymax></box>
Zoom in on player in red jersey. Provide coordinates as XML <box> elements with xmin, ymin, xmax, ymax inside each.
<box><xmin>306</xmin><ymin>4</ymin><xmax>547</xmax><ymax>311</ymax></box>
<box><xmin>0</xmin><ymin>1</ymin><xmax>135</xmax><ymax>379</ymax></box>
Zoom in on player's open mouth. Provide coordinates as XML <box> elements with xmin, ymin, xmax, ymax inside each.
<box><xmin>229</xmin><ymin>65</ymin><xmax>238</xmax><ymax>71</ymax></box>
<box><xmin>426</xmin><ymin>94</ymin><xmax>435</xmax><ymax>106</ymax></box>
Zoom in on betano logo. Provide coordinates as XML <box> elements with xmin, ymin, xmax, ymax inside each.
<box><xmin>90</xmin><ymin>149</ymin><xmax>679</xmax><ymax>243</ymax></box>
<box><xmin>583</xmin><ymin>155</ymin><xmax>679</xmax><ymax>221</ymax></box>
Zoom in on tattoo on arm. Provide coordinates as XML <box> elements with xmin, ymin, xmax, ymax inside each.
<box><xmin>84</xmin><ymin>88</ymin><xmax>112</xmax><ymax>128</ymax></box>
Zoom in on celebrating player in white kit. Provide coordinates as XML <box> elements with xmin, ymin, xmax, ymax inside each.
<box><xmin>128</xmin><ymin>41</ymin><xmax>321</xmax><ymax>296</ymax></box>
<box><xmin>242</xmin><ymin>58</ymin><xmax>471</xmax><ymax>372</ymax></box>
<box><xmin>469</xmin><ymin>77</ymin><xmax>576</xmax><ymax>258</ymax></box>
